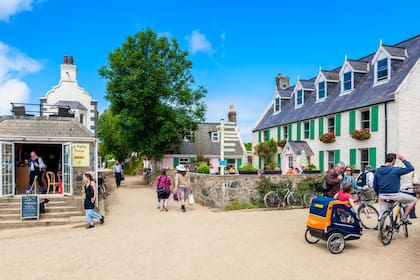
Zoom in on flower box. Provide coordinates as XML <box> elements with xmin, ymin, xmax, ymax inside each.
<box><xmin>319</xmin><ymin>132</ymin><xmax>336</xmax><ymax>144</ymax></box>
<box><xmin>351</xmin><ymin>128</ymin><xmax>371</xmax><ymax>140</ymax></box>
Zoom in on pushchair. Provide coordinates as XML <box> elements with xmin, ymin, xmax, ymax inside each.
<box><xmin>305</xmin><ymin>196</ymin><xmax>362</xmax><ymax>254</ymax></box>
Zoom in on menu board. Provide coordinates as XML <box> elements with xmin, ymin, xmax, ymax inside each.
<box><xmin>21</xmin><ymin>195</ymin><xmax>39</xmax><ymax>220</ymax></box>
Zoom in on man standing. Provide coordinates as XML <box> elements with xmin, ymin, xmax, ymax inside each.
<box><xmin>373</xmin><ymin>153</ymin><xmax>416</xmax><ymax>223</ymax></box>
<box><xmin>28</xmin><ymin>151</ymin><xmax>46</xmax><ymax>194</ymax></box>
<box><xmin>324</xmin><ymin>161</ymin><xmax>345</xmax><ymax>197</ymax></box>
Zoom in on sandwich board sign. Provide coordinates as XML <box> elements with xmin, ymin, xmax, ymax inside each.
<box><xmin>21</xmin><ymin>195</ymin><xmax>39</xmax><ymax>220</ymax></box>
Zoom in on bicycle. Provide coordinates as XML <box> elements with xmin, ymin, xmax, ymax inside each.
<box><xmin>302</xmin><ymin>183</ymin><xmax>327</xmax><ymax>207</ymax></box>
<box><xmin>378</xmin><ymin>199</ymin><xmax>409</xmax><ymax>246</ymax></box>
<box><xmin>353</xmin><ymin>191</ymin><xmax>379</xmax><ymax>230</ymax></box>
<box><xmin>143</xmin><ymin>168</ymin><xmax>152</xmax><ymax>184</ymax></box>
<box><xmin>264</xmin><ymin>187</ymin><xmax>303</xmax><ymax>209</ymax></box>
<box><xmin>98</xmin><ymin>174</ymin><xmax>108</xmax><ymax>199</ymax></box>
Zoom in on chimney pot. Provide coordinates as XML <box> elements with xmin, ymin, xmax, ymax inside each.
<box><xmin>64</xmin><ymin>56</ymin><xmax>68</xmax><ymax>64</ymax></box>
<box><xmin>69</xmin><ymin>56</ymin><xmax>74</xmax><ymax>64</ymax></box>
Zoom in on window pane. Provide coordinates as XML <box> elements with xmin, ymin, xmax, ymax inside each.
<box><xmin>328</xmin><ymin>117</ymin><xmax>335</xmax><ymax>133</ymax></box>
<box><xmin>327</xmin><ymin>151</ymin><xmax>334</xmax><ymax>169</ymax></box>
<box><xmin>283</xmin><ymin>126</ymin><xmax>288</xmax><ymax>139</ymax></box>
<box><xmin>297</xmin><ymin>90</ymin><xmax>303</xmax><ymax>105</ymax></box>
<box><xmin>318</xmin><ymin>81</ymin><xmax>325</xmax><ymax>99</ymax></box>
<box><xmin>275</xmin><ymin>97</ymin><xmax>280</xmax><ymax>111</ymax></box>
<box><xmin>360</xmin><ymin>149</ymin><xmax>369</xmax><ymax>171</ymax></box>
<box><xmin>377</xmin><ymin>58</ymin><xmax>388</xmax><ymax>81</ymax></box>
<box><xmin>343</xmin><ymin>72</ymin><xmax>352</xmax><ymax>91</ymax></box>
<box><xmin>304</xmin><ymin>121</ymin><xmax>310</xmax><ymax>139</ymax></box>
<box><xmin>360</xmin><ymin>111</ymin><xmax>370</xmax><ymax>129</ymax></box>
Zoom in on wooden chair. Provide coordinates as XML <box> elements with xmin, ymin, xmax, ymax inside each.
<box><xmin>46</xmin><ymin>171</ymin><xmax>59</xmax><ymax>194</ymax></box>
<box><xmin>12</xmin><ymin>105</ymin><xmax>34</xmax><ymax>117</ymax></box>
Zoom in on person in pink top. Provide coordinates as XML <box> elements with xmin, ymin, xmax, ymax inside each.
<box><xmin>334</xmin><ymin>182</ymin><xmax>358</xmax><ymax>222</ymax></box>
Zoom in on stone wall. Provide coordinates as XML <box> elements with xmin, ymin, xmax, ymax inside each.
<box><xmin>168</xmin><ymin>172</ymin><xmax>311</xmax><ymax>209</ymax></box>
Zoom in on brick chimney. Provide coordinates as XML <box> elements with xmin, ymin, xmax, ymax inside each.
<box><xmin>275</xmin><ymin>73</ymin><xmax>290</xmax><ymax>90</ymax></box>
<box><xmin>60</xmin><ymin>55</ymin><xmax>77</xmax><ymax>82</ymax></box>
<box><xmin>228</xmin><ymin>104</ymin><xmax>236</xmax><ymax>123</ymax></box>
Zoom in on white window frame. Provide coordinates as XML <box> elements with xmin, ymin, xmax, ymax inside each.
<box><xmin>317</xmin><ymin>80</ymin><xmax>326</xmax><ymax>102</ymax></box>
<box><xmin>327</xmin><ymin>151</ymin><xmax>335</xmax><ymax>170</ymax></box>
<box><xmin>374</xmin><ymin>53</ymin><xmax>391</xmax><ymax>86</ymax></box>
<box><xmin>295</xmin><ymin>89</ymin><xmax>304</xmax><ymax>108</ymax></box>
<box><xmin>327</xmin><ymin>117</ymin><xmax>335</xmax><ymax>133</ymax></box>
<box><xmin>283</xmin><ymin>125</ymin><xmax>288</xmax><ymax>140</ymax></box>
<box><xmin>179</xmin><ymin>158</ymin><xmax>190</xmax><ymax>165</ymax></box>
<box><xmin>360</xmin><ymin>110</ymin><xmax>370</xmax><ymax>129</ymax></box>
<box><xmin>303</xmin><ymin>121</ymin><xmax>310</xmax><ymax>139</ymax></box>
<box><xmin>342</xmin><ymin>71</ymin><xmax>353</xmax><ymax>93</ymax></box>
<box><xmin>274</xmin><ymin>96</ymin><xmax>281</xmax><ymax>113</ymax></box>
<box><xmin>211</xmin><ymin>132</ymin><xmax>219</xmax><ymax>142</ymax></box>
<box><xmin>360</xmin><ymin>149</ymin><xmax>369</xmax><ymax>171</ymax></box>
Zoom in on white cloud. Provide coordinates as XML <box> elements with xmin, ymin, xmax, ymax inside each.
<box><xmin>0</xmin><ymin>0</ymin><xmax>35</xmax><ymax>22</ymax></box>
<box><xmin>0</xmin><ymin>41</ymin><xmax>42</xmax><ymax>115</ymax></box>
<box><xmin>186</xmin><ymin>29</ymin><xmax>213</xmax><ymax>55</ymax></box>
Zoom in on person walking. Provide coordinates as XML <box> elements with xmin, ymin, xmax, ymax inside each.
<box><xmin>113</xmin><ymin>160</ymin><xmax>123</xmax><ymax>188</ymax></box>
<box><xmin>156</xmin><ymin>170</ymin><xmax>171</xmax><ymax>211</ymax></box>
<box><xmin>324</xmin><ymin>161</ymin><xmax>345</xmax><ymax>197</ymax></box>
<box><xmin>27</xmin><ymin>151</ymin><xmax>46</xmax><ymax>194</ymax></box>
<box><xmin>373</xmin><ymin>153</ymin><xmax>416</xmax><ymax>224</ymax></box>
<box><xmin>174</xmin><ymin>164</ymin><xmax>191</xmax><ymax>212</ymax></box>
<box><xmin>82</xmin><ymin>172</ymin><xmax>104</xmax><ymax>229</ymax></box>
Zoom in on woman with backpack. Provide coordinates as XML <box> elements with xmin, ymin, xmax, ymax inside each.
<box><xmin>156</xmin><ymin>170</ymin><xmax>171</xmax><ymax>212</ymax></box>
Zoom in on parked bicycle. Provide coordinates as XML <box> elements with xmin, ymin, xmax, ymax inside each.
<box><xmin>353</xmin><ymin>191</ymin><xmax>379</xmax><ymax>230</ymax></box>
<box><xmin>98</xmin><ymin>173</ymin><xmax>108</xmax><ymax>199</ymax></box>
<box><xmin>378</xmin><ymin>199</ymin><xmax>409</xmax><ymax>245</ymax></box>
<box><xmin>302</xmin><ymin>182</ymin><xmax>326</xmax><ymax>207</ymax></box>
<box><xmin>264</xmin><ymin>186</ymin><xmax>303</xmax><ymax>209</ymax></box>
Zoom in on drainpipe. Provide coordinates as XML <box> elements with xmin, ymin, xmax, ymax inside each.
<box><xmin>384</xmin><ymin>102</ymin><xmax>388</xmax><ymax>159</ymax></box>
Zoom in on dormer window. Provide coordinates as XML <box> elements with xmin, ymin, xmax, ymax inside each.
<box><xmin>317</xmin><ymin>81</ymin><xmax>326</xmax><ymax>100</ymax></box>
<box><xmin>375</xmin><ymin>57</ymin><xmax>389</xmax><ymax>83</ymax></box>
<box><xmin>295</xmin><ymin>89</ymin><xmax>303</xmax><ymax>107</ymax></box>
<box><xmin>343</xmin><ymin>72</ymin><xmax>352</xmax><ymax>92</ymax></box>
<box><xmin>274</xmin><ymin>96</ymin><xmax>280</xmax><ymax>113</ymax></box>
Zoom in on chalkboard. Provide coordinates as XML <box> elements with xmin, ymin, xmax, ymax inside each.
<box><xmin>21</xmin><ymin>195</ymin><xmax>39</xmax><ymax>220</ymax></box>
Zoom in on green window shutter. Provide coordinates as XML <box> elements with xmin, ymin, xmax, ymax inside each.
<box><xmin>369</xmin><ymin>147</ymin><xmax>377</xmax><ymax>169</ymax></box>
<box><xmin>277</xmin><ymin>127</ymin><xmax>281</xmax><ymax>141</ymax></box>
<box><xmin>349</xmin><ymin>111</ymin><xmax>356</xmax><ymax>134</ymax></box>
<box><xmin>258</xmin><ymin>131</ymin><xmax>262</xmax><ymax>142</ymax></box>
<box><xmin>296</xmin><ymin>122</ymin><xmax>301</xmax><ymax>141</ymax></box>
<box><xmin>310</xmin><ymin>119</ymin><xmax>315</xmax><ymax>140</ymax></box>
<box><xmin>237</xmin><ymin>158</ymin><xmax>242</xmax><ymax>170</ymax></box>
<box><xmin>277</xmin><ymin>153</ymin><xmax>281</xmax><ymax>168</ymax></box>
<box><xmin>334</xmin><ymin>149</ymin><xmax>340</xmax><ymax>165</ymax></box>
<box><xmin>350</xmin><ymin>148</ymin><xmax>356</xmax><ymax>167</ymax></box>
<box><xmin>335</xmin><ymin>113</ymin><xmax>341</xmax><ymax>136</ymax></box>
<box><xmin>318</xmin><ymin>118</ymin><xmax>324</xmax><ymax>137</ymax></box>
<box><xmin>319</xmin><ymin>151</ymin><xmax>324</xmax><ymax>173</ymax></box>
<box><xmin>189</xmin><ymin>157</ymin><xmax>195</xmax><ymax>163</ymax></box>
<box><xmin>267</xmin><ymin>129</ymin><xmax>270</xmax><ymax>140</ymax></box>
<box><xmin>258</xmin><ymin>156</ymin><xmax>262</xmax><ymax>169</ymax></box>
<box><xmin>371</xmin><ymin>105</ymin><xmax>379</xmax><ymax>132</ymax></box>
<box><xmin>288</xmin><ymin>124</ymin><xmax>292</xmax><ymax>141</ymax></box>
<box><xmin>174</xmin><ymin>157</ymin><xmax>179</xmax><ymax>167</ymax></box>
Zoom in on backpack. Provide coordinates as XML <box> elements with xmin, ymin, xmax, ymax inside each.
<box><xmin>356</xmin><ymin>172</ymin><xmax>367</xmax><ymax>187</ymax></box>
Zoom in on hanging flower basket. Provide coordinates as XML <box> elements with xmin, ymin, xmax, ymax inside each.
<box><xmin>277</xmin><ymin>139</ymin><xmax>287</xmax><ymax>148</ymax></box>
<box><xmin>319</xmin><ymin>132</ymin><xmax>336</xmax><ymax>144</ymax></box>
<box><xmin>351</xmin><ymin>128</ymin><xmax>371</xmax><ymax>140</ymax></box>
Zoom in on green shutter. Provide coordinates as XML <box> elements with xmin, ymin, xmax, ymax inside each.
<box><xmin>319</xmin><ymin>151</ymin><xmax>324</xmax><ymax>173</ymax></box>
<box><xmin>174</xmin><ymin>157</ymin><xmax>179</xmax><ymax>167</ymax></box>
<box><xmin>371</xmin><ymin>105</ymin><xmax>379</xmax><ymax>132</ymax></box>
<box><xmin>258</xmin><ymin>131</ymin><xmax>262</xmax><ymax>142</ymax></box>
<box><xmin>350</xmin><ymin>148</ymin><xmax>356</xmax><ymax>167</ymax></box>
<box><xmin>296</xmin><ymin>122</ymin><xmax>301</xmax><ymax>141</ymax></box>
<box><xmin>277</xmin><ymin>153</ymin><xmax>281</xmax><ymax>168</ymax></box>
<box><xmin>310</xmin><ymin>119</ymin><xmax>315</xmax><ymax>140</ymax></box>
<box><xmin>277</xmin><ymin>127</ymin><xmax>281</xmax><ymax>140</ymax></box>
<box><xmin>237</xmin><ymin>158</ymin><xmax>242</xmax><ymax>170</ymax></box>
<box><xmin>190</xmin><ymin>157</ymin><xmax>195</xmax><ymax>163</ymax></box>
<box><xmin>369</xmin><ymin>147</ymin><xmax>377</xmax><ymax>169</ymax></box>
<box><xmin>288</xmin><ymin>124</ymin><xmax>292</xmax><ymax>141</ymax></box>
<box><xmin>334</xmin><ymin>149</ymin><xmax>340</xmax><ymax>165</ymax></box>
<box><xmin>267</xmin><ymin>129</ymin><xmax>270</xmax><ymax>140</ymax></box>
<box><xmin>318</xmin><ymin>118</ymin><xmax>324</xmax><ymax>137</ymax></box>
<box><xmin>335</xmin><ymin>113</ymin><xmax>341</xmax><ymax>136</ymax></box>
<box><xmin>349</xmin><ymin>111</ymin><xmax>356</xmax><ymax>134</ymax></box>
<box><xmin>258</xmin><ymin>156</ymin><xmax>262</xmax><ymax>169</ymax></box>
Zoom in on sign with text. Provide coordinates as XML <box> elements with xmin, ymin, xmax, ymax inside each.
<box><xmin>219</xmin><ymin>160</ymin><xmax>226</xmax><ymax>166</ymax></box>
<box><xmin>72</xmin><ymin>143</ymin><xmax>90</xmax><ymax>167</ymax></box>
<box><xmin>21</xmin><ymin>195</ymin><xmax>39</xmax><ymax>220</ymax></box>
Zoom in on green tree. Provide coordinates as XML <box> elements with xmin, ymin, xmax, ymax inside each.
<box><xmin>97</xmin><ymin>109</ymin><xmax>130</xmax><ymax>161</ymax></box>
<box><xmin>99</xmin><ymin>28</ymin><xmax>207</xmax><ymax>159</ymax></box>
<box><xmin>244</xmin><ymin>142</ymin><xmax>252</xmax><ymax>151</ymax></box>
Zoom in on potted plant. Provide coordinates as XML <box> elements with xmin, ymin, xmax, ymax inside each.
<box><xmin>277</xmin><ymin>139</ymin><xmax>287</xmax><ymax>148</ymax></box>
<box><xmin>302</xmin><ymin>163</ymin><xmax>321</xmax><ymax>174</ymax></box>
<box><xmin>319</xmin><ymin>132</ymin><xmax>336</xmax><ymax>144</ymax></box>
<box><xmin>351</xmin><ymin>128</ymin><xmax>371</xmax><ymax>140</ymax></box>
<box><xmin>255</xmin><ymin>139</ymin><xmax>280</xmax><ymax>172</ymax></box>
<box><xmin>239</xmin><ymin>163</ymin><xmax>258</xmax><ymax>174</ymax></box>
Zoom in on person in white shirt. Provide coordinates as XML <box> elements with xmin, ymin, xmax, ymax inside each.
<box><xmin>27</xmin><ymin>151</ymin><xmax>46</xmax><ymax>194</ymax></box>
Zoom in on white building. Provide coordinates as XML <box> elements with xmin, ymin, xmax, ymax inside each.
<box><xmin>40</xmin><ymin>56</ymin><xmax>98</xmax><ymax>133</ymax></box>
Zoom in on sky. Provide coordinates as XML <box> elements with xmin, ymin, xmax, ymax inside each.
<box><xmin>1</xmin><ymin>0</ymin><xmax>419</xmax><ymax>142</ymax></box>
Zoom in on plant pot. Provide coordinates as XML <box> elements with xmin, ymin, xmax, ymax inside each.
<box><xmin>238</xmin><ymin>170</ymin><xmax>258</xmax><ymax>175</ymax></box>
<box><xmin>263</xmin><ymin>170</ymin><xmax>282</xmax><ymax>175</ymax></box>
<box><xmin>302</xmin><ymin>170</ymin><xmax>321</xmax><ymax>174</ymax></box>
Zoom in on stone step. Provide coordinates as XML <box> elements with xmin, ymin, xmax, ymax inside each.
<box><xmin>0</xmin><ymin>210</ymin><xmax>83</xmax><ymax>220</ymax></box>
<box><xmin>0</xmin><ymin>218</ymin><xmax>86</xmax><ymax>230</ymax></box>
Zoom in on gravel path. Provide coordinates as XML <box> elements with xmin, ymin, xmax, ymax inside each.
<box><xmin>0</xmin><ymin>175</ymin><xmax>419</xmax><ymax>280</ymax></box>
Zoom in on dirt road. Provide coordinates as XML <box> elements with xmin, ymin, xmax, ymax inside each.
<box><xmin>0</xmin><ymin>175</ymin><xmax>419</xmax><ymax>280</ymax></box>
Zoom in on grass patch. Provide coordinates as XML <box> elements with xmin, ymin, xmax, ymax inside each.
<box><xmin>225</xmin><ymin>200</ymin><xmax>257</xmax><ymax>211</ymax></box>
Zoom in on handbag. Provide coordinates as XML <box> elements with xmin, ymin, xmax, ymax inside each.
<box><xmin>121</xmin><ymin>174</ymin><xmax>125</xmax><ymax>181</ymax></box>
<box><xmin>188</xmin><ymin>193</ymin><xmax>195</xmax><ymax>205</ymax></box>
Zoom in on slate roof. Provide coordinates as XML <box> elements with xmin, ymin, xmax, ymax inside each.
<box><xmin>383</xmin><ymin>45</ymin><xmax>407</xmax><ymax>58</ymax></box>
<box><xmin>299</xmin><ymin>80</ymin><xmax>315</xmax><ymax>90</ymax></box>
<box><xmin>321</xmin><ymin>70</ymin><xmax>339</xmax><ymax>81</ymax></box>
<box><xmin>347</xmin><ymin>59</ymin><xmax>369</xmax><ymax>72</ymax></box>
<box><xmin>287</xmin><ymin>141</ymin><xmax>314</xmax><ymax>156</ymax></box>
<box><xmin>254</xmin><ymin>35</ymin><xmax>420</xmax><ymax>131</ymax></box>
<box><xmin>57</xmin><ymin>100</ymin><xmax>88</xmax><ymax>110</ymax></box>
<box><xmin>0</xmin><ymin>117</ymin><xmax>95</xmax><ymax>139</ymax></box>
<box><xmin>176</xmin><ymin>123</ymin><xmax>245</xmax><ymax>157</ymax></box>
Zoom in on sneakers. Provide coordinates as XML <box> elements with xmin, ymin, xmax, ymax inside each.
<box><xmin>86</xmin><ymin>224</ymin><xmax>95</xmax><ymax>229</ymax></box>
<box><xmin>401</xmin><ymin>218</ymin><xmax>412</xmax><ymax>225</ymax></box>
<box><xmin>181</xmin><ymin>205</ymin><xmax>186</xmax><ymax>212</ymax></box>
<box><xmin>100</xmin><ymin>216</ymin><xmax>105</xmax><ymax>224</ymax></box>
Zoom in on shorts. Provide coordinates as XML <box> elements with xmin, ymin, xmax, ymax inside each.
<box><xmin>378</xmin><ymin>192</ymin><xmax>417</xmax><ymax>212</ymax></box>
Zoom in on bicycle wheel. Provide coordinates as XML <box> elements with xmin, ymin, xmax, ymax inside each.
<box><xmin>303</xmin><ymin>192</ymin><xmax>316</xmax><ymax>207</ymax></box>
<box><xmin>395</xmin><ymin>212</ymin><xmax>408</xmax><ymax>238</ymax></box>
<box><xmin>358</xmin><ymin>204</ymin><xmax>379</xmax><ymax>230</ymax></box>
<box><xmin>287</xmin><ymin>192</ymin><xmax>303</xmax><ymax>207</ymax></box>
<box><xmin>263</xmin><ymin>191</ymin><xmax>282</xmax><ymax>209</ymax></box>
<box><xmin>327</xmin><ymin>232</ymin><xmax>345</xmax><ymax>254</ymax></box>
<box><xmin>378</xmin><ymin>211</ymin><xmax>393</xmax><ymax>245</ymax></box>
<box><xmin>304</xmin><ymin>228</ymin><xmax>319</xmax><ymax>244</ymax></box>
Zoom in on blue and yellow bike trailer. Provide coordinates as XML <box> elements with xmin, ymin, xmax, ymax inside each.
<box><xmin>305</xmin><ymin>196</ymin><xmax>362</xmax><ymax>254</ymax></box>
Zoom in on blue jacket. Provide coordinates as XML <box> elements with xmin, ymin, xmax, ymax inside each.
<box><xmin>373</xmin><ymin>160</ymin><xmax>414</xmax><ymax>195</ymax></box>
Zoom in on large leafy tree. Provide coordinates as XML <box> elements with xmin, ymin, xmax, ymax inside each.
<box><xmin>99</xmin><ymin>28</ymin><xmax>207</xmax><ymax>159</ymax></box>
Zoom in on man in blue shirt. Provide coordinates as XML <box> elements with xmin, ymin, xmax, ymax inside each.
<box><xmin>373</xmin><ymin>153</ymin><xmax>416</xmax><ymax>223</ymax></box>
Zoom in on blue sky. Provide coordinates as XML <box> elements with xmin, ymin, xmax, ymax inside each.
<box><xmin>1</xmin><ymin>0</ymin><xmax>419</xmax><ymax>142</ymax></box>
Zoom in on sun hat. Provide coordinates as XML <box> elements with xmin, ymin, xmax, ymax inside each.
<box><xmin>176</xmin><ymin>164</ymin><xmax>186</xmax><ymax>172</ymax></box>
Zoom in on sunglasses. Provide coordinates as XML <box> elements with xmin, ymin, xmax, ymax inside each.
<box><xmin>345</xmin><ymin>169</ymin><xmax>352</xmax><ymax>172</ymax></box>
